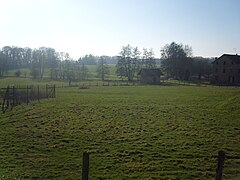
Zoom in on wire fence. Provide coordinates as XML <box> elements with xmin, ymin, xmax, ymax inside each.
<box><xmin>81</xmin><ymin>150</ymin><xmax>239</xmax><ymax>180</ymax></box>
<box><xmin>0</xmin><ymin>84</ymin><xmax>56</xmax><ymax>113</ymax></box>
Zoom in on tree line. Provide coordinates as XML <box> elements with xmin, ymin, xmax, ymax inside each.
<box><xmin>116</xmin><ymin>45</ymin><xmax>157</xmax><ymax>81</ymax></box>
<box><xmin>0</xmin><ymin>42</ymin><xmax>213</xmax><ymax>82</ymax></box>
<box><xmin>0</xmin><ymin>46</ymin><xmax>113</xmax><ymax>84</ymax></box>
<box><xmin>116</xmin><ymin>42</ymin><xmax>213</xmax><ymax>81</ymax></box>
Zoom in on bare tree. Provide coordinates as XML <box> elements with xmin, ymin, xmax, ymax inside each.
<box><xmin>97</xmin><ymin>56</ymin><xmax>110</xmax><ymax>81</ymax></box>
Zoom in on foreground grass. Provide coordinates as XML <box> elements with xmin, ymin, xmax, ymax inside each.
<box><xmin>0</xmin><ymin>86</ymin><xmax>239</xmax><ymax>179</ymax></box>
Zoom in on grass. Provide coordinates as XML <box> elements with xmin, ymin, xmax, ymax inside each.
<box><xmin>0</xmin><ymin>84</ymin><xmax>240</xmax><ymax>179</ymax></box>
<box><xmin>0</xmin><ymin>64</ymin><xmax>123</xmax><ymax>88</ymax></box>
<box><xmin>4</xmin><ymin>65</ymin><xmax>119</xmax><ymax>80</ymax></box>
<box><xmin>0</xmin><ymin>77</ymin><xmax>135</xmax><ymax>90</ymax></box>
<box><xmin>0</xmin><ymin>77</ymin><xmax>69</xmax><ymax>88</ymax></box>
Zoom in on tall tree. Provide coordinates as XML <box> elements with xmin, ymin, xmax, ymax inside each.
<box><xmin>122</xmin><ymin>44</ymin><xmax>133</xmax><ymax>81</ymax></box>
<box><xmin>39</xmin><ymin>47</ymin><xmax>48</xmax><ymax>79</ymax></box>
<box><xmin>192</xmin><ymin>57</ymin><xmax>212</xmax><ymax>80</ymax></box>
<box><xmin>116</xmin><ymin>55</ymin><xmax>127</xmax><ymax>81</ymax></box>
<box><xmin>80</xmin><ymin>54</ymin><xmax>98</xmax><ymax>65</ymax></box>
<box><xmin>58</xmin><ymin>52</ymin><xmax>66</xmax><ymax>79</ymax></box>
<box><xmin>161</xmin><ymin>42</ymin><xmax>193</xmax><ymax>80</ymax></box>
<box><xmin>2</xmin><ymin>46</ymin><xmax>13</xmax><ymax>70</ymax></box>
<box><xmin>142</xmin><ymin>48</ymin><xmax>156</xmax><ymax>68</ymax></box>
<box><xmin>23</xmin><ymin>47</ymin><xmax>32</xmax><ymax>68</ymax></box>
<box><xmin>116</xmin><ymin>45</ymin><xmax>135</xmax><ymax>81</ymax></box>
<box><xmin>80</xmin><ymin>63</ymin><xmax>88</xmax><ymax>80</ymax></box>
<box><xmin>31</xmin><ymin>49</ymin><xmax>41</xmax><ymax>79</ymax></box>
<box><xmin>0</xmin><ymin>51</ymin><xmax>8</xmax><ymax>76</ymax></box>
<box><xmin>131</xmin><ymin>47</ymin><xmax>141</xmax><ymax>80</ymax></box>
<box><xmin>97</xmin><ymin>56</ymin><xmax>110</xmax><ymax>81</ymax></box>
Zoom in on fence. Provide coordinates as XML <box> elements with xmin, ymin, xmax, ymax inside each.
<box><xmin>81</xmin><ymin>150</ymin><xmax>237</xmax><ymax>180</ymax></box>
<box><xmin>0</xmin><ymin>84</ymin><xmax>56</xmax><ymax>113</ymax></box>
<box><xmin>60</xmin><ymin>80</ymin><xmax>228</xmax><ymax>89</ymax></box>
<box><xmin>76</xmin><ymin>81</ymin><xmax>139</xmax><ymax>89</ymax></box>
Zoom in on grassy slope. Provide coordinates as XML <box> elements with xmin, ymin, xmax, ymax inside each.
<box><xmin>5</xmin><ymin>65</ymin><xmax>119</xmax><ymax>80</ymax></box>
<box><xmin>0</xmin><ymin>64</ymin><xmax>120</xmax><ymax>88</ymax></box>
<box><xmin>0</xmin><ymin>86</ymin><xmax>240</xmax><ymax>179</ymax></box>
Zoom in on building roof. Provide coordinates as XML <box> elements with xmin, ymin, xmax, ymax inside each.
<box><xmin>214</xmin><ymin>54</ymin><xmax>240</xmax><ymax>64</ymax></box>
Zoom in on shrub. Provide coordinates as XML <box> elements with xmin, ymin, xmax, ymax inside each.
<box><xmin>14</xmin><ymin>70</ymin><xmax>21</xmax><ymax>77</ymax></box>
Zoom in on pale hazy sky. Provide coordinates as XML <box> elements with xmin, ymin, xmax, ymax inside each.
<box><xmin>1</xmin><ymin>0</ymin><xmax>240</xmax><ymax>59</ymax></box>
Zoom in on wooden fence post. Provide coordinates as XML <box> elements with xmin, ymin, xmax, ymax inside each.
<box><xmin>82</xmin><ymin>152</ymin><xmax>89</xmax><ymax>180</ymax></box>
<box><xmin>3</xmin><ymin>86</ymin><xmax>10</xmax><ymax>112</ymax></box>
<box><xmin>215</xmin><ymin>150</ymin><xmax>225</xmax><ymax>180</ymax></box>
<box><xmin>14</xmin><ymin>86</ymin><xmax>18</xmax><ymax>105</ymax></box>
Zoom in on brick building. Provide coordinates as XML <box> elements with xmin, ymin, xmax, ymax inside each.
<box><xmin>212</xmin><ymin>54</ymin><xmax>240</xmax><ymax>85</ymax></box>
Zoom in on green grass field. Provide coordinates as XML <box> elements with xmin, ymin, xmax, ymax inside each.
<box><xmin>0</xmin><ymin>81</ymin><xmax>240</xmax><ymax>179</ymax></box>
<box><xmin>5</xmin><ymin>65</ymin><xmax>119</xmax><ymax>80</ymax></box>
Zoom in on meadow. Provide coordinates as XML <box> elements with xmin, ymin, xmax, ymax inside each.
<box><xmin>5</xmin><ymin>64</ymin><xmax>119</xmax><ymax>81</ymax></box>
<box><xmin>0</xmin><ymin>78</ymin><xmax>240</xmax><ymax>179</ymax></box>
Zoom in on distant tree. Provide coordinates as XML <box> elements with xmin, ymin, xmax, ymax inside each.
<box><xmin>121</xmin><ymin>44</ymin><xmax>133</xmax><ymax>81</ymax></box>
<box><xmin>46</xmin><ymin>48</ymin><xmax>59</xmax><ymax>80</ymax></box>
<box><xmin>0</xmin><ymin>51</ymin><xmax>8</xmax><ymax>76</ymax></box>
<box><xmin>58</xmin><ymin>52</ymin><xmax>66</xmax><ymax>79</ymax></box>
<box><xmin>103</xmin><ymin>56</ymin><xmax>118</xmax><ymax>64</ymax></box>
<box><xmin>97</xmin><ymin>56</ymin><xmax>110</xmax><ymax>81</ymax></box>
<box><xmin>58</xmin><ymin>52</ymin><xmax>72</xmax><ymax>80</ymax></box>
<box><xmin>142</xmin><ymin>48</ymin><xmax>156</xmax><ymax>68</ymax></box>
<box><xmin>23</xmin><ymin>47</ymin><xmax>32</xmax><ymax>68</ymax></box>
<box><xmin>67</xmin><ymin>70</ymin><xmax>75</xmax><ymax>86</ymax></box>
<box><xmin>14</xmin><ymin>70</ymin><xmax>21</xmax><ymax>77</ymax></box>
<box><xmin>32</xmin><ymin>48</ymin><xmax>45</xmax><ymax>79</ymax></box>
<box><xmin>2</xmin><ymin>46</ymin><xmax>14</xmax><ymax>70</ymax></box>
<box><xmin>1</xmin><ymin>46</ymin><xmax>31</xmax><ymax>70</ymax></box>
<box><xmin>63</xmin><ymin>59</ymin><xmax>75</xmax><ymax>85</ymax></box>
<box><xmin>50</xmin><ymin>68</ymin><xmax>60</xmax><ymax>80</ymax></box>
<box><xmin>116</xmin><ymin>55</ymin><xmax>127</xmax><ymax>81</ymax></box>
<box><xmin>116</xmin><ymin>45</ymin><xmax>158</xmax><ymax>81</ymax></box>
<box><xmin>12</xmin><ymin>47</ymin><xmax>24</xmax><ymax>68</ymax></box>
<box><xmin>0</xmin><ymin>45</ymin><xmax>74</xmax><ymax>80</ymax></box>
<box><xmin>22</xmin><ymin>70</ymin><xmax>28</xmax><ymax>78</ymax></box>
<box><xmin>192</xmin><ymin>57</ymin><xmax>212</xmax><ymax>80</ymax></box>
<box><xmin>116</xmin><ymin>44</ymin><xmax>136</xmax><ymax>81</ymax></box>
<box><xmin>161</xmin><ymin>42</ymin><xmax>193</xmax><ymax>80</ymax></box>
<box><xmin>30</xmin><ymin>68</ymin><xmax>40</xmax><ymax>79</ymax></box>
<box><xmin>77</xmin><ymin>63</ymin><xmax>88</xmax><ymax>80</ymax></box>
<box><xmin>79</xmin><ymin>54</ymin><xmax>98</xmax><ymax>65</ymax></box>
<box><xmin>131</xmin><ymin>47</ymin><xmax>141</xmax><ymax>80</ymax></box>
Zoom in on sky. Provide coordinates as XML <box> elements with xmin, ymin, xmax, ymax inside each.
<box><xmin>0</xmin><ymin>0</ymin><xmax>240</xmax><ymax>59</ymax></box>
